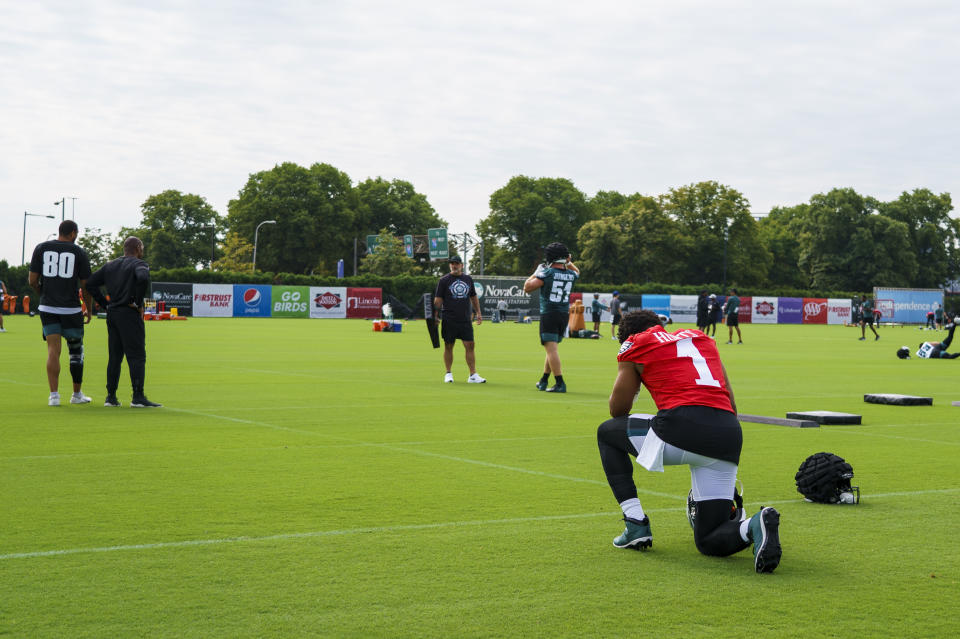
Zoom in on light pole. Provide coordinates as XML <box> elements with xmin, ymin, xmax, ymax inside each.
<box><xmin>201</xmin><ymin>225</ymin><xmax>216</xmax><ymax>268</ymax></box>
<box><xmin>252</xmin><ymin>220</ymin><xmax>276</xmax><ymax>272</ymax></box>
<box><xmin>54</xmin><ymin>197</ymin><xmax>77</xmax><ymax>221</ymax></box>
<box><xmin>721</xmin><ymin>221</ymin><xmax>731</xmax><ymax>293</ymax></box>
<box><xmin>22</xmin><ymin>212</ymin><xmax>56</xmax><ymax>264</ymax></box>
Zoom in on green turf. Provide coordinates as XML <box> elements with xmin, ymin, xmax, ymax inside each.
<box><xmin>1</xmin><ymin>315</ymin><xmax>958</xmax><ymax>637</ymax></box>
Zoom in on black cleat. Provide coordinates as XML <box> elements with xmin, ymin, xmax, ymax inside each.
<box><xmin>104</xmin><ymin>395</ymin><xmax>121</xmax><ymax>407</ymax></box>
<box><xmin>131</xmin><ymin>395</ymin><xmax>162</xmax><ymax>408</ymax></box>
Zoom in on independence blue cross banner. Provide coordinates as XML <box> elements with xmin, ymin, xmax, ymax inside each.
<box><xmin>873</xmin><ymin>288</ymin><xmax>943</xmax><ymax>324</ymax></box>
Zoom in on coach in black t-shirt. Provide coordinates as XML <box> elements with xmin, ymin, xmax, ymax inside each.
<box><xmin>86</xmin><ymin>236</ymin><xmax>161</xmax><ymax>408</ymax></box>
<box><xmin>433</xmin><ymin>255</ymin><xmax>486</xmax><ymax>384</ymax></box>
<box><xmin>28</xmin><ymin>220</ymin><xmax>94</xmax><ymax>407</ymax></box>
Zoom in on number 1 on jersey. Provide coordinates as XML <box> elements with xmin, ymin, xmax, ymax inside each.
<box><xmin>676</xmin><ymin>337</ymin><xmax>720</xmax><ymax>387</ymax></box>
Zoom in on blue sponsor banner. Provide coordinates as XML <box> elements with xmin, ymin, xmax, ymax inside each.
<box><xmin>642</xmin><ymin>294</ymin><xmax>671</xmax><ymax>317</ymax></box>
<box><xmin>233</xmin><ymin>284</ymin><xmax>272</xmax><ymax>317</ymax></box>
<box><xmin>874</xmin><ymin>288</ymin><xmax>943</xmax><ymax>324</ymax></box>
<box><xmin>777</xmin><ymin>297</ymin><xmax>803</xmax><ymax>324</ymax></box>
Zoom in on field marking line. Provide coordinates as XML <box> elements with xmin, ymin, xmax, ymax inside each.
<box><xmin>0</xmin><ymin>377</ymin><xmax>46</xmax><ymax>387</ymax></box>
<box><xmin>0</xmin><ymin>435</ymin><xmax>593</xmax><ymax>462</ymax></box>
<box><xmin>4</xmin><ymin>487</ymin><xmax>958</xmax><ymax>562</ymax></box>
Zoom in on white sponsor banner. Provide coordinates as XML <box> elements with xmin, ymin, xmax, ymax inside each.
<box><xmin>192</xmin><ymin>284</ymin><xmax>234</xmax><ymax>317</ymax></box>
<box><xmin>827</xmin><ymin>298</ymin><xmax>852</xmax><ymax>325</ymax></box>
<box><xmin>670</xmin><ymin>295</ymin><xmax>698</xmax><ymax>323</ymax></box>
<box><xmin>751</xmin><ymin>296</ymin><xmax>778</xmax><ymax>324</ymax></box>
<box><xmin>309</xmin><ymin>286</ymin><xmax>347</xmax><ymax>319</ymax></box>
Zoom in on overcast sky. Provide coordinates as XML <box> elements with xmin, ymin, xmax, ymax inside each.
<box><xmin>2</xmin><ymin>0</ymin><xmax>958</xmax><ymax>266</ymax></box>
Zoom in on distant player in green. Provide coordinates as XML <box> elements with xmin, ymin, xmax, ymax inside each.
<box><xmin>524</xmin><ymin>242</ymin><xmax>580</xmax><ymax>393</ymax></box>
<box><xmin>723</xmin><ymin>289</ymin><xmax>742</xmax><ymax>344</ymax></box>
<box><xmin>591</xmin><ymin>293</ymin><xmax>607</xmax><ymax>332</ymax></box>
<box><xmin>858</xmin><ymin>295</ymin><xmax>879</xmax><ymax>341</ymax></box>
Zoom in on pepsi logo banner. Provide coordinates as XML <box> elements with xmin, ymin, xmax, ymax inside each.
<box><xmin>346</xmin><ymin>287</ymin><xmax>382</xmax><ymax>319</ymax></box>
<box><xmin>193</xmin><ymin>284</ymin><xmax>234</xmax><ymax>317</ymax></box>
<box><xmin>803</xmin><ymin>298</ymin><xmax>828</xmax><ymax>324</ymax></box>
<box><xmin>233</xmin><ymin>284</ymin><xmax>272</xmax><ymax>317</ymax></box>
<box><xmin>309</xmin><ymin>286</ymin><xmax>347</xmax><ymax>319</ymax></box>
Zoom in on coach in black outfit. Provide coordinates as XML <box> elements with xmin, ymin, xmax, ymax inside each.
<box><xmin>85</xmin><ymin>237</ymin><xmax>161</xmax><ymax>407</ymax></box>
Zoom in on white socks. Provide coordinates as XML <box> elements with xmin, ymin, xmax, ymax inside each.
<box><xmin>739</xmin><ymin>519</ymin><xmax>751</xmax><ymax>542</ymax></box>
<box><xmin>619</xmin><ymin>498</ymin><xmax>645</xmax><ymax>521</ymax></box>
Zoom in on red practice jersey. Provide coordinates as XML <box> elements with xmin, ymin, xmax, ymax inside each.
<box><xmin>617</xmin><ymin>326</ymin><xmax>733</xmax><ymax>412</ymax></box>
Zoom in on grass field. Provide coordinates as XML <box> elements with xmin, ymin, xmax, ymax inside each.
<box><xmin>1</xmin><ymin>314</ymin><xmax>958</xmax><ymax>637</ymax></box>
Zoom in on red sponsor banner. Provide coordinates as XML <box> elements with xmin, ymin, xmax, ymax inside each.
<box><xmin>346</xmin><ymin>287</ymin><xmax>383</xmax><ymax>319</ymax></box>
<box><xmin>802</xmin><ymin>298</ymin><xmax>828</xmax><ymax>324</ymax></box>
<box><xmin>737</xmin><ymin>296</ymin><xmax>752</xmax><ymax>324</ymax></box>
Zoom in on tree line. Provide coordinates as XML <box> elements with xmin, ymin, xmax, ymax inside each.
<box><xmin>3</xmin><ymin>161</ymin><xmax>956</xmax><ymax>296</ymax></box>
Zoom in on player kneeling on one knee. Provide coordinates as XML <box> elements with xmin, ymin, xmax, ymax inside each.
<box><xmin>596</xmin><ymin>310</ymin><xmax>782</xmax><ymax>574</ymax></box>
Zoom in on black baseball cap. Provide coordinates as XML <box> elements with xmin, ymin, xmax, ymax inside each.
<box><xmin>448</xmin><ymin>255</ymin><xmax>463</xmax><ymax>263</ymax></box>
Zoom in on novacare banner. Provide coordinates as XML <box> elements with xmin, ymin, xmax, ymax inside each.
<box><xmin>272</xmin><ymin>286</ymin><xmax>309</xmax><ymax>318</ymax></box>
<box><xmin>309</xmin><ymin>287</ymin><xmax>347</xmax><ymax>318</ymax></box>
<box><xmin>193</xmin><ymin>284</ymin><xmax>233</xmax><ymax>317</ymax></box>
<box><xmin>472</xmin><ymin>277</ymin><xmax>536</xmax><ymax>319</ymax></box>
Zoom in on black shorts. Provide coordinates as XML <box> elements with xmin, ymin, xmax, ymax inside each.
<box><xmin>726</xmin><ymin>314</ymin><xmax>739</xmax><ymax>327</ymax></box>
<box><xmin>540</xmin><ymin>311</ymin><xmax>569</xmax><ymax>344</ymax></box>
<box><xmin>441</xmin><ymin>319</ymin><xmax>474</xmax><ymax>344</ymax></box>
<box><xmin>861</xmin><ymin>315</ymin><xmax>874</xmax><ymax>326</ymax></box>
<box><xmin>652</xmin><ymin>405</ymin><xmax>742</xmax><ymax>465</ymax></box>
<box><xmin>40</xmin><ymin>311</ymin><xmax>85</xmax><ymax>340</ymax></box>
<box><xmin>611</xmin><ymin>314</ymin><xmax>621</xmax><ymax>326</ymax></box>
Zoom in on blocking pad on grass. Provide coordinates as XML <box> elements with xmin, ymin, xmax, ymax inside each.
<box><xmin>785</xmin><ymin>411</ymin><xmax>862</xmax><ymax>425</ymax></box>
<box><xmin>864</xmin><ymin>393</ymin><xmax>934</xmax><ymax>406</ymax></box>
<box><xmin>738</xmin><ymin>414</ymin><xmax>819</xmax><ymax>428</ymax></box>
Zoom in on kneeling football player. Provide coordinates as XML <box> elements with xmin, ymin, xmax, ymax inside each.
<box><xmin>596</xmin><ymin>310</ymin><xmax>782</xmax><ymax>574</ymax></box>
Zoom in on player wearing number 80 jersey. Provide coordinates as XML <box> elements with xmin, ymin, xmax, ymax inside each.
<box><xmin>29</xmin><ymin>220</ymin><xmax>94</xmax><ymax>407</ymax></box>
<box><xmin>596</xmin><ymin>310</ymin><xmax>782</xmax><ymax>573</ymax></box>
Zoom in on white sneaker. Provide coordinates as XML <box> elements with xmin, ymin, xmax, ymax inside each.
<box><xmin>70</xmin><ymin>392</ymin><xmax>92</xmax><ymax>404</ymax></box>
<box><xmin>467</xmin><ymin>373</ymin><xmax>486</xmax><ymax>384</ymax></box>
<box><xmin>0</xmin><ymin>328</ymin><xmax>6</xmax><ymax>332</ymax></box>
<box><xmin>48</xmin><ymin>393</ymin><xmax>60</xmax><ymax>407</ymax></box>
<box><xmin>443</xmin><ymin>372</ymin><xmax>454</xmax><ymax>383</ymax></box>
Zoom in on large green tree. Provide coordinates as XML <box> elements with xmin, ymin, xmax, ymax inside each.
<box><xmin>477</xmin><ymin>176</ymin><xmax>592</xmax><ymax>275</ymax></box>
<box><xmin>353</xmin><ymin>177</ymin><xmax>445</xmax><ymax>237</ymax></box>
<box><xmin>227</xmin><ymin>162</ymin><xmax>355</xmax><ymax>274</ymax></box>
<box><xmin>877</xmin><ymin>189</ymin><xmax>958</xmax><ymax>288</ymax></box>
<box><xmin>660</xmin><ymin>181</ymin><xmax>770</xmax><ymax>286</ymax></box>
<box><xmin>122</xmin><ymin>190</ymin><xmax>221</xmax><ymax>269</ymax></box>
<box><xmin>578</xmin><ymin>197</ymin><xmax>691</xmax><ymax>284</ymax></box>
<box><xmin>757</xmin><ymin>205</ymin><xmax>811</xmax><ymax>288</ymax></box>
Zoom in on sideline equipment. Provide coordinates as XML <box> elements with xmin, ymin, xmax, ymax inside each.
<box><xmin>795</xmin><ymin>452</ymin><xmax>860</xmax><ymax>504</ymax></box>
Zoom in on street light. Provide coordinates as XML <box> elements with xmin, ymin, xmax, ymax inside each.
<box><xmin>721</xmin><ymin>221</ymin><xmax>732</xmax><ymax>293</ymax></box>
<box><xmin>201</xmin><ymin>225</ymin><xmax>216</xmax><ymax>268</ymax></box>
<box><xmin>22</xmin><ymin>211</ymin><xmax>56</xmax><ymax>265</ymax></box>
<box><xmin>252</xmin><ymin>220</ymin><xmax>277</xmax><ymax>272</ymax></box>
<box><xmin>53</xmin><ymin>197</ymin><xmax>77</xmax><ymax>221</ymax></box>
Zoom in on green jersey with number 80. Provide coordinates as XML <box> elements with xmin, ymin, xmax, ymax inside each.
<box><xmin>537</xmin><ymin>266</ymin><xmax>579</xmax><ymax>315</ymax></box>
